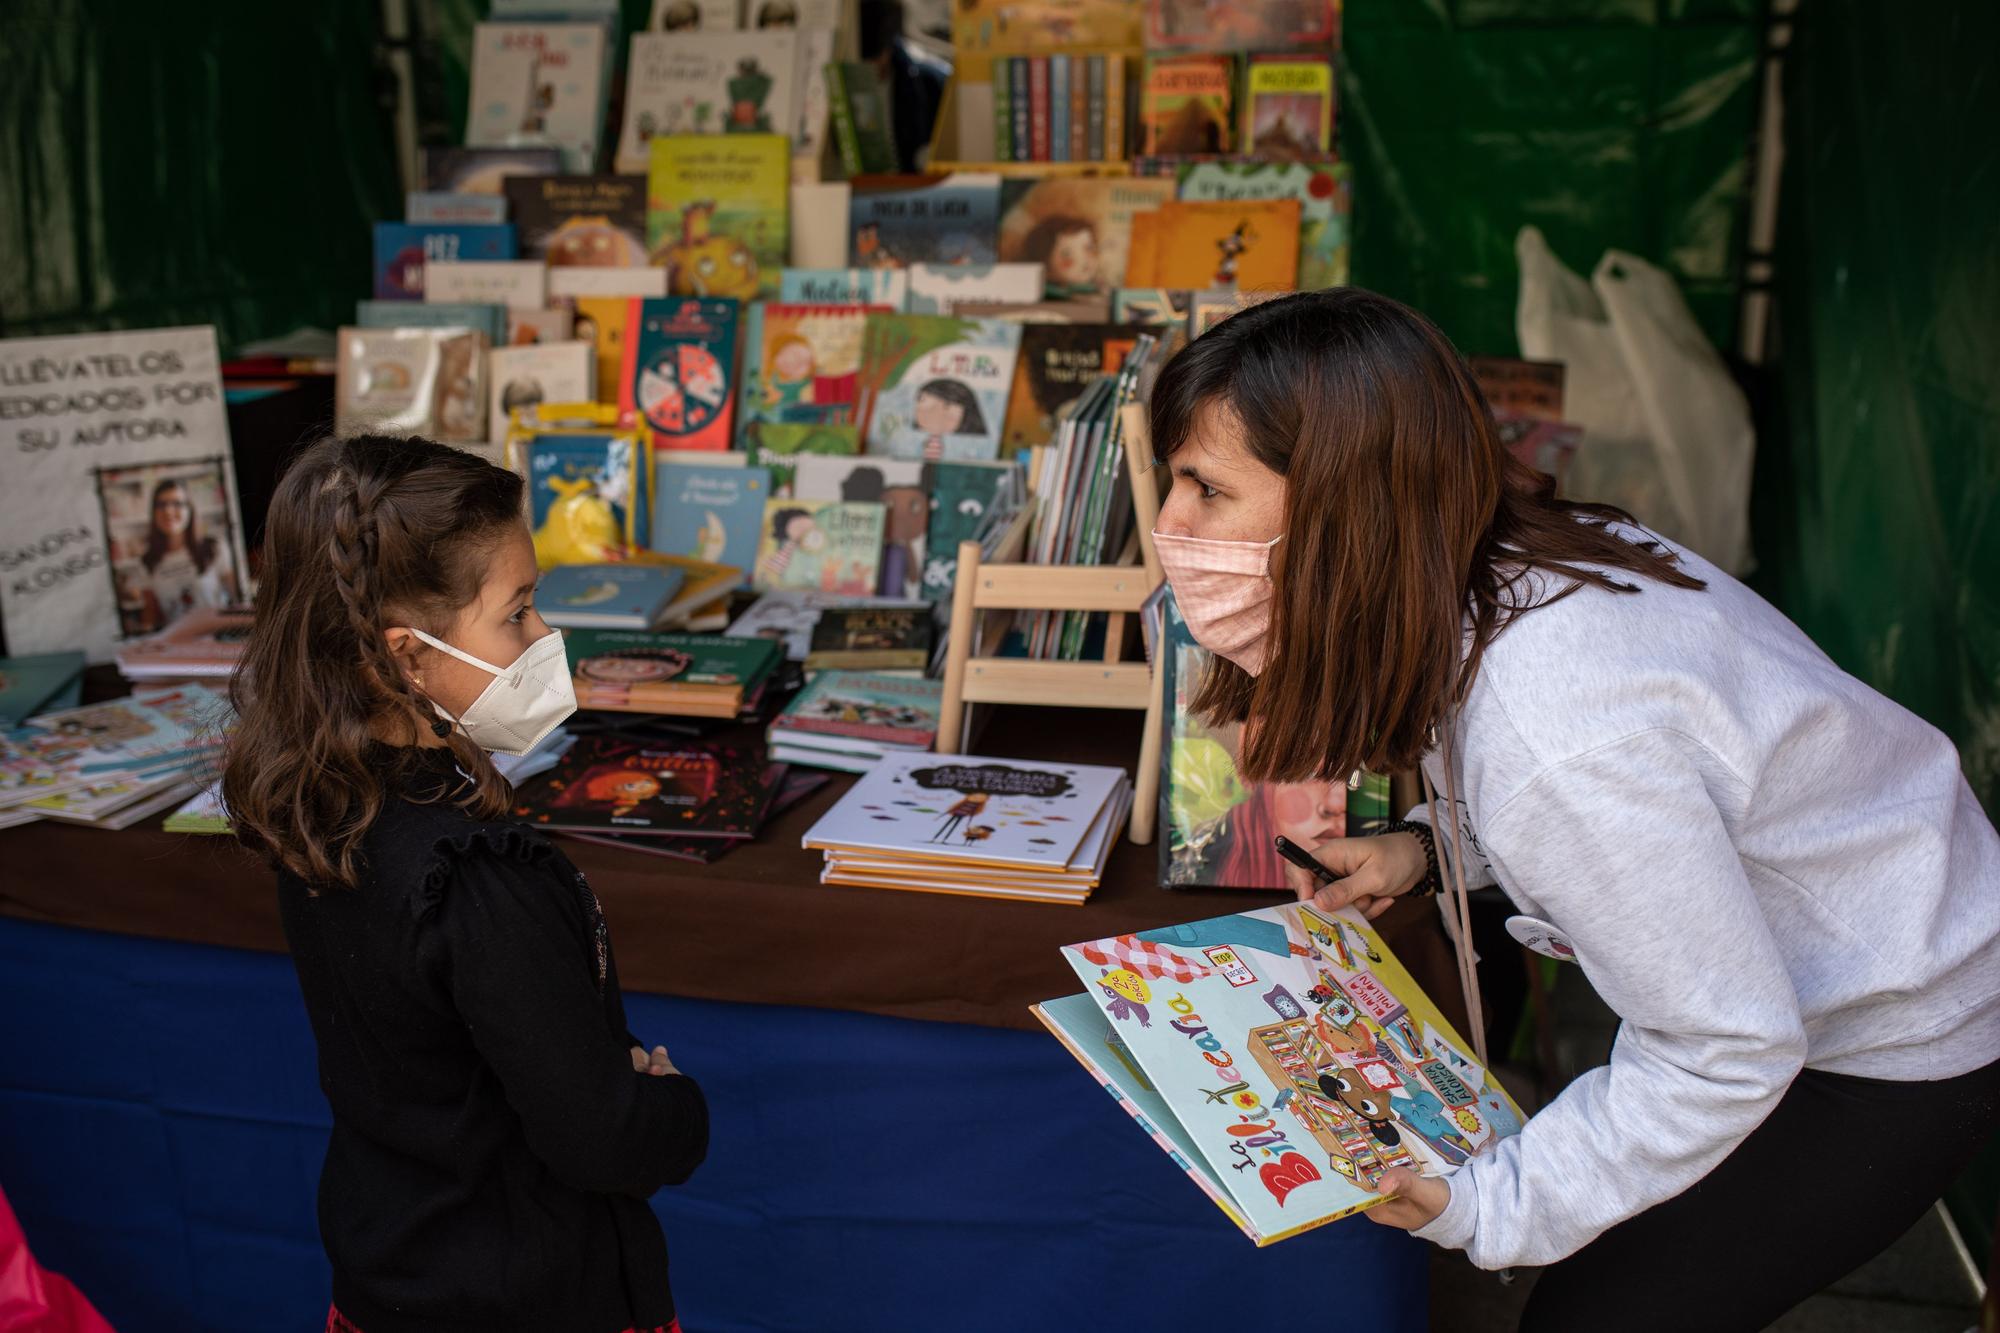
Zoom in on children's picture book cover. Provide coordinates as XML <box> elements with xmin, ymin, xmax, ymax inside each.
<box><xmin>373</xmin><ymin>224</ymin><xmax>518</xmax><ymax>301</ymax></box>
<box><xmin>616</xmin><ymin>30</ymin><xmax>800</xmax><ymax>173</ymax></box>
<box><xmin>738</xmin><ymin>303</ymin><xmax>881</xmax><ymax>436</ymax></box>
<box><xmin>503</xmin><ymin>174</ymin><xmax>649</xmax><ymax>266</ymax></box>
<box><xmin>848</xmin><ymin>174</ymin><xmax>1003</xmax><ymax>269</ymax></box>
<box><xmin>525</xmin><ymin>433</ymin><xmax>647</xmax><ymax>558</ymax></box>
<box><xmin>423</xmin><ymin>145</ymin><xmax>564</xmax><ymax>194</ymax></box>
<box><xmin>567</xmin><ymin>628</ymin><xmax>782</xmax><ymax>694</ymax></box>
<box><xmin>772</xmin><ymin>670</ymin><xmax>943</xmax><ymax>749</ymax></box>
<box><xmin>725</xmin><ymin>587</ymin><xmax>927</xmax><ymax>661</ymax></box>
<box><xmin>996</xmin><ymin>178</ymin><xmax>1177</xmax><ymax>299</ymax></box>
<box><xmin>806</xmin><ymin>606</ymin><xmax>934</xmax><ymax>672</ymax></box>
<box><xmin>571</xmin><ymin>295</ymin><xmax>631</xmax><ymax>401</ymax></box>
<box><xmin>535</xmin><ymin>562</ymin><xmax>685</xmax><ymax>629</ymax></box>
<box><xmin>802</xmin><ymin>751</ymin><xmax>1126</xmax><ymax>870</ymax></box>
<box><xmin>857</xmin><ymin>314</ymin><xmax>1023</xmax><ymax>462</ymax></box>
<box><xmin>513</xmin><ymin>734</ymin><xmax>778</xmax><ymax>835</ymax></box>
<box><xmin>826</xmin><ymin>59</ymin><xmax>897</xmax><ymax>177</ymax></box>
<box><xmin>647</xmin><ymin>134</ymin><xmax>790</xmax><ymax>298</ymax></box>
<box><xmin>753</xmin><ymin>498</ymin><xmax>885</xmax><ymax>595</ymax></box>
<box><xmin>618</xmin><ymin>297</ymin><xmax>739</xmax><ymax>450</ymax></box>
<box><xmin>1177</xmin><ymin>161</ymin><xmax>1351</xmax><ymax>291</ymax></box>
<box><xmin>1147</xmin><ymin>199</ymin><xmax>1301</xmax><ymax>293</ymax></box>
<box><xmin>778</xmin><ymin>267</ymin><xmax>910</xmax><ymax>308</ymax></box>
<box><xmin>905</xmin><ymin>263</ymin><xmax>1045</xmax><ymax>316</ymax></box>
<box><xmin>1112</xmin><ymin>287</ymin><xmax>1203</xmax><ymax>328</ymax></box>
<box><xmin>1157</xmin><ymin>588</ymin><xmax>1389</xmax><ymax>891</ymax></box>
<box><xmin>1039</xmin><ymin>896</ymin><xmax>1522</xmax><ymax>1245</ymax></box>
<box><xmin>336</xmin><ymin>327</ymin><xmax>488</xmax><ymax>444</ymax></box>
<box><xmin>467</xmin><ymin>22</ymin><xmax>611</xmax><ymax>172</ymax></box>
<box><xmin>1141</xmin><ymin>55</ymin><xmax>1234</xmax><ymax>156</ymax></box>
<box><xmin>1144</xmin><ymin>0</ymin><xmax>1338</xmax><ymax>53</ymax></box>
<box><xmin>1243</xmin><ymin>56</ymin><xmax>1334</xmax><ymax>161</ymax></box>
<box><xmin>489</xmin><ymin>341</ymin><xmax>595</xmax><ymax>436</ymax></box>
<box><xmin>791</xmin><ymin>456</ymin><xmax>927</xmax><ymax>598</ymax></box>
<box><xmin>919</xmin><ymin>459</ymin><xmax>1017</xmax><ymax>604</ymax></box>
<box><xmin>651</xmin><ymin>462</ymin><xmax>771</xmax><ymax>584</ymax></box>
<box><xmin>751</xmin><ymin>423</ymin><xmax>861</xmax><ymax>496</ymax></box>
<box><xmin>1002</xmin><ymin>324</ymin><xmax>1141</xmax><ymax>453</ymax></box>
<box><xmin>423</xmin><ymin>260</ymin><xmax>549</xmax><ymax>310</ymax></box>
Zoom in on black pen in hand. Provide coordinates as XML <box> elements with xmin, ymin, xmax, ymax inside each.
<box><xmin>1273</xmin><ymin>835</ymin><xmax>1340</xmax><ymax>888</ymax></box>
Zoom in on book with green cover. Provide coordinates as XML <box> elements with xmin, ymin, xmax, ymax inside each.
<box><xmin>751</xmin><ymin>423</ymin><xmax>861</xmax><ymax>496</ymax></box>
<box><xmin>826</xmin><ymin>61</ymin><xmax>897</xmax><ymax>177</ymax></box>
<box><xmin>567</xmin><ymin>628</ymin><xmax>783</xmax><ymax>692</ymax></box>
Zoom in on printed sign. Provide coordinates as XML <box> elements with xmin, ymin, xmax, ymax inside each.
<box><xmin>1204</xmin><ymin>945</ymin><xmax>1258</xmax><ymax>988</ymax></box>
<box><xmin>1344</xmin><ymin>970</ymin><xmax>1409</xmax><ymax>1027</ymax></box>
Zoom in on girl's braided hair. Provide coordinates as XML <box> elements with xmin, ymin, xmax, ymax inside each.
<box><xmin>223</xmin><ymin>435</ymin><xmax>525</xmax><ymax>889</ymax></box>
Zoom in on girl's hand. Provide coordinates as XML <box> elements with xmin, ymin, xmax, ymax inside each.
<box><xmin>630</xmin><ymin>1044</ymin><xmax>677</xmax><ymax>1076</ymax></box>
<box><xmin>1295</xmin><ymin>832</ymin><xmax>1427</xmax><ymax>920</ymax></box>
<box><xmin>1364</xmin><ymin>1167</ymin><xmax>1449</xmax><ymax>1230</ymax></box>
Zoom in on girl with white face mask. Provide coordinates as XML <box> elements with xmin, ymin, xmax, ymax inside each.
<box><xmin>1149</xmin><ymin>288</ymin><xmax>2000</xmax><ymax>1332</ymax></box>
<box><xmin>223</xmin><ymin>435</ymin><xmax>706</xmax><ymax>1333</ymax></box>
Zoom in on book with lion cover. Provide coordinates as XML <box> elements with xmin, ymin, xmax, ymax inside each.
<box><xmin>1035</xmin><ymin>901</ymin><xmax>1526</xmax><ymax>1245</ymax></box>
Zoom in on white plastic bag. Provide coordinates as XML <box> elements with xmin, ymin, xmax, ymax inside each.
<box><xmin>1515</xmin><ymin>226</ymin><xmax>1755</xmax><ymax>575</ymax></box>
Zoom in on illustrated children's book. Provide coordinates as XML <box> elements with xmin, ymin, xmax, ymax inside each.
<box><xmin>524</xmin><ymin>433</ymin><xmax>648</xmax><ymax>560</ymax></box>
<box><xmin>373</xmin><ymin>224</ymin><xmax>518</xmax><ymax>301</ymax></box>
<box><xmin>825</xmin><ymin>60</ymin><xmax>897</xmax><ymax>177</ymax></box>
<box><xmin>467</xmin><ymin>22</ymin><xmax>612</xmax><ymax>172</ymax></box>
<box><xmin>646</xmin><ymin>134</ymin><xmax>790</xmax><ymax>299</ymax></box>
<box><xmin>768</xmin><ymin>669</ymin><xmax>943</xmax><ymax>764</ymax></box>
<box><xmin>1131</xmin><ymin>199</ymin><xmax>1302</xmax><ymax>294</ymax></box>
<box><xmin>422</xmin><ymin>145</ymin><xmax>564</xmax><ymax>194</ymax></box>
<box><xmin>750</xmin><ymin>423</ymin><xmax>861</xmax><ymax>496</ymax></box>
<box><xmin>790</xmin><ymin>455</ymin><xmax>927</xmax><ymax>598</ymax></box>
<box><xmin>0</xmin><ymin>652</ymin><xmax>86</xmax><ymax>729</ymax></box>
<box><xmin>1157</xmin><ymin>588</ymin><xmax>1389</xmax><ymax>890</ymax></box>
<box><xmin>336</xmin><ymin>327</ymin><xmax>489</xmax><ymax>444</ymax></box>
<box><xmin>651</xmin><ymin>461</ymin><xmax>771</xmax><ymax>583</ymax></box>
<box><xmin>856</xmin><ymin>314</ymin><xmax>1023</xmax><ymax>462</ymax></box>
<box><xmin>848</xmin><ymin>174</ymin><xmax>1003</xmax><ymax>269</ymax></box>
<box><xmin>1176</xmin><ymin>160</ymin><xmax>1352</xmax><ymax>292</ymax></box>
<box><xmin>618</xmin><ymin>297</ymin><xmax>739</xmax><ymax>451</ymax></box>
<box><xmin>616</xmin><ymin>30</ymin><xmax>800</xmax><ymax>173</ymax></box>
<box><xmin>1243</xmin><ymin>55</ymin><xmax>1335</xmax><ymax>161</ymax></box>
<box><xmin>737</xmin><ymin>303</ymin><xmax>881</xmax><ymax>439</ymax></box>
<box><xmin>753</xmin><ymin>498</ymin><xmax>886</xmax><ymax>595</ymax></box>
<box><xmin>503</xmin><ymin>174</ymin><xmax>649</xmax><ymax>266</ymax></box>
<box><xmin>919</xmin><ymin>459</ymin><xmax>1019</xmax><ymax>605</ymax></box>
<box><xmin>488</xmin><ymin>341</ymin><xmax>595</xmax><ymax>437</ymax></box>
<box><xmin>1144</xmin><ymin>0</ymin><xmax>1338</xmax><ymax>53</ymax></box>
<box><xmin>805</xmin><ymin>607</ymin><xmax>933</xmax><ymax>674</ymax></box>
<box><xmin>996</xmin><ymin>178</ymin><xmax>1177</xmax><ymax>299</ymax></box>
<box><xmin>1036</xmin><ymin>896</ymin><xmax>1522</xmax><ymax>1245</ymax></box>
<box><xmin>534</xmin><ymin>562</ymin><xmax>686</xmax><ymax>630</ymax></box>
<box><xmin>1002</xmin><ymin>323</ymin><xmax>1142</xmax><ymax>453</ymax></box>
<box><xmin>572</xmin><ymin>294</ymin><xmax>632</xmax><ymax>401</ymax></box>
<box><xmin>512</xmin><ymin>734</ymin><xmax>779</xmax><ymax>835</ymax></box>
<box><xmin>646</xmin><ymin>0</ymin><xmax>740</xmax><ymax>31</ymax></box>
<box><xmin>566</xmin><ymin>628</ymin><xmax>783</xmax><ymax>717</ymax></box>
<box><xmin>724</xmin><ymin>587</ymin><xmax>928</xmax><ymax>661</ymax></box>
<box><xmin>904</xmin><ymin>263</ymin><xmax>1045</xmax><ymax>316</ymax></box>
<box><xmin>778</xmin><ymin>267</ymin><xmax>910</xmax><ymax>308</ymax></box>
<box><xmin>1141</xmin><ymin>55</ymin><xmax>1234</xmax><ymax>156</ymax></box>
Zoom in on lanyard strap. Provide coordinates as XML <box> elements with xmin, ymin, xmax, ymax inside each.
<box><xmin>1422</xmin><ymin>719</ymin><xmax>1488</xmax><ymax>1067</ymax></box>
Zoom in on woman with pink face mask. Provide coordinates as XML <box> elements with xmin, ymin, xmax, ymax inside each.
<box><xmin>1147</xmin><ymin>288</ymin><xmax>2000</xmax><ymax>1333</ymax></box>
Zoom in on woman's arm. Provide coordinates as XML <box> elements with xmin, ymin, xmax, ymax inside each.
<box><xmin>1412</xmin><ymin>728</ymin><xmax>1806</xmax><ymax>1268</ymax></box>
<box><xmin>438</xmin><ymin>853</ymin><xmax>709</xmax><ymax>1197</ymax></box>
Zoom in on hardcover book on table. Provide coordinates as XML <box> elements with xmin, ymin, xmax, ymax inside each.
<box><xmin>1036</xmin><ymin>897</ymin><xmax>1521</xmax><ymax>1245</ymax></box>
<box><xmin>651</xmin><ymin>461</ymin><xmax>771</xmax><ymax>582</ymax></box>
<box><xmin>467</xmin><ymin>22</ymin><xmax>611</xmax><ymax>172</ymax></box>
<box><xmin>618</xmin><ymin>297</ymin><xmax>739</xmax><ymax>451</ymax></box>
<box><xmin>373</xmin><ymin>224</ymin><xmax>519</xmax><ymax>301</ymax></box>
<box><xmin>856</xmin><ymin>313</ymin><xmax>1023</xmax><ymax>462</ymax></box>
<box><xmin>1176</xmin><ymin>161</ymin><xmax>1351</xmax><ymax>292</ymax></box>
<box><xmin>524</xmin><ymin>433</ymin><xmax>648</xmax><ymax>554</ymax></box>
<box><xmin>777</xmin><ymin>267</ymin><xmax>910</xmax><ymax>308</ymax></box>
<box><xmin>646</xmin><ymin>134</ymin><xmax>790</xmax><ymax>299</ymax></box>
<box><xmin>616</xmin><ymin>30</ymin><xmax>799</xmax><ymax>174</ymax></box>
<box><xmin>503</xmin><ymin>174</ymin><xmax>649</xmax><ymax>266</ymax></box>
<box><xmin>723</xmin><ymin>587</ymin><xmax>928</xmax><ymax>661</ymax></box>
<box><xmin>535</xmin><ymin>564</ymin><xmax>686</xmax><ymax>630</ymax></box>
<box><xmin>996</xmin><ymin>178</ymin><xmax>1178</xmax><ymax>299</ymax></box>
<box><xmin>805</xmin><ymin>605</ymin><xmax>934</xmax><ymax>673</ymax></box>
<box><xmin>769</xmin><ymin>670</ymin><xmax>942</xmax><ymax>753</ymax></box>
<box><xmin>752</xmin><ymin>499</ymin><xmax>886</xmax><ymax>595</ymax></box>
<box><xmin>567</xmin><ymin>628</ymin><xmax>781</xmax><ymax>717</ymax></box>
<box><xmin>848</xmin><ymin>174</ymin><xmax>1003</xmax><ymax>269</ymax></box>
<box><xmin>512</xmin><ymin>734</ymin><xmax>780</xmax><ymax>835</ymax></box>
<box><xmin>422</xmin><ymin>146</ymin><xmax>565</xmax><ymax>194</ymax></box>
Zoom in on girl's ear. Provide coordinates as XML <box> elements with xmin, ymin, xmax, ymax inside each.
<box><xmin>382</xmin><ymin>627</ymin><xmax>424</xmax><ymax>684</ymax></box>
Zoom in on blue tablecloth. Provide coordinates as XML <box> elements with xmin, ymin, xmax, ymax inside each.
<box><xmin>0</xmin><ymin>916</ymin><xmax>1427</xmax><ymax>1332</ymax></box>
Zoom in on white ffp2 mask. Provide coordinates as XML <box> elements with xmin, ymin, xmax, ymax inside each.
<box><xmin>406</xmin><ymin>627</ymin><xmax>576</xmax><ymax>756</ymax></box>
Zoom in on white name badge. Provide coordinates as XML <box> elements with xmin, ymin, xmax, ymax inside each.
<box><xmin>1505</xmin><ymin>915</ymin><xmax>1579</xmax><ymax>962</ymax></box>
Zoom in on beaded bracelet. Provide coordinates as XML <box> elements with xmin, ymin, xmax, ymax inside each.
<box><xmin>1379</xmin><ymin>819</ymin><xmax>1443</xmax><ymax>898</ymax></box>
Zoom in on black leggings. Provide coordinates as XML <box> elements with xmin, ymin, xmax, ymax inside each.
<box><xmin>1519</xmin><ymin>1054</ymin><xmax>2000</xmax><ymax>1332</ymax></box>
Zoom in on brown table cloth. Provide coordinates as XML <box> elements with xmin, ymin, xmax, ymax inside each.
<box><xmin>0</xmin><ymin>707</ymin><xmax>1468</xmax><ymax>1033</ymax></box>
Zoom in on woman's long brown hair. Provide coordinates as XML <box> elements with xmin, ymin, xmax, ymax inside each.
<box><xmin>1151</xmin><ymin>287</ymin><xmax>1705</xmax><ymax>784</ymax></box>
<box><xmin>223</xmin><ymin>435</ymin><xmax>525</xmax><ymax>889</ymax></box>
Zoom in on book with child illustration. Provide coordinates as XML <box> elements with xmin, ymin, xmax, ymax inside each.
<box><xmin>855</xmin><ymin>313</ymin><xmax>1023</xmax><ymax>462</ymax></box>
<box><xmin>753</xmin><ymin>498</ymin><xmax>886</xmax><ymax>595</ymax></box>
<box><xmin>1036</xmin><ymin>898</ymin><xmax>1524</xmax><ymax>1245</ymax></box>
<box><xmin>996</xmin><ymin>178</ymin><xmax>1177</xmax><ymax>298</ymax></box>
<box><xmin>737</xmin><ymin>303</ymin><xmax>883</xmax><ymax>441</ymax></box>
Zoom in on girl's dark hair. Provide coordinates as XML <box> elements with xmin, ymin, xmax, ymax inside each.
<box><xmin>223</xmin><ymin>435</ymin><xmax>526</xmax><ymax>889</ymax></box>
<box><xmin>1151</xmin><ymin>287</ymin><xmax>1705</xmax><ymax>784</ymax></box>
<box><xmin>141</xmin><ymin>478</ymin><xmax>219</xmax><ymax>575</ymax></box>
<box><xmin>770</xmin><ymin>506</ymin><xmax>811</xmax><ymax>539</ymax></box>
<box><xmin>1019</xmin><ymin>215</ymin><xmax>1094</xmax><ymax>264</ymax></box>
<box><xmin>916</xmin><ymin>378</ymin><xmax>986</xmax><ymax>435</ymax></box>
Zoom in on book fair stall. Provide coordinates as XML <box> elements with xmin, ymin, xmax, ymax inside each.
<box><xmin>2</xmin><ymin>1</ymin><xmax>1996</xmax><ymax>1330</ymax></box>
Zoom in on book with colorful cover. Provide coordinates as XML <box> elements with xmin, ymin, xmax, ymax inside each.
<box><xmin>0</xmin><ymin>653</ymin><xmax>86</xmax><ymax>728</ymax></box>
<box><xmin>750</xmin><ymin>423</ymin><xmax>861</xmax><ymax>496</ymax></box>
<box><xmin>1140</xmin><ymin>55</ymin><xmax>1234</xmax><ymax>156</ymax></box>
<box><xmin>905</xmin><ymin>263</ymin><xmax>1046</xmax><ymax>316</ymax></box>
<box><xmin>535</xmin><ymin>563</ymin><xmax>686</xmax><ymax>629</ymax></box>
<box><xmin>407</xmin><ymin>191</ymin><xmax>510</xmax><ymax>225</ymax></box>
<box><xmin>616</xmin><ymin>30</ymin><xmax>799</xmax><ymax>174</ymax></box>
<box><xmin>572</xmin><ymin>295</ymin><xmax>632</xmax><ymax>401</ymax></box>
<box><xmin>562</xmin><ymin>767</ymin><xmax>827</xmax><ymax>864</ymax></box>
<box><xmin>357</xmin><ymin>298</ymin><xmax>509</xmax><ymax>348</ymax></box>
<box><xmin>646</xmin><ymin>134</ymin><xmax>789</xmax><ymax>299</ymax></box>
<box><xmin>1002</xmin><ymin>324</ymin><xmax>1142</xmax><ymax>453</ymax></box>
<box><xmin>919</xmin><ymin>459</ymin><xmax>1018</xmax><ymax>605</ymax></box>
<box><xmin>467</xmin><ymin>22</ymin><xmax>611</xmax><ymax>172</ymax></box>
<box><xmin>512</xmin><ymin>733</ymin><xmax>780</xmax><ymax>835</ymax></box>
<box><xmin>996</xmin><ymin>178</ymin><xmax>1178</xmax><ymax>299</ymax></box>
<box><xmin>567</xmin><ymin>628</ymin><xmax>782</xmax><ymax>695</ymax></box>
<box><xmin>423</xmin><ymin>146</ymin><xmax>564</xmax><ymax>194</ymax></box>
<box><xmin>753</xmin><ymin>499</ymin><xmax>885</xmax><ymax>595</ymax></box>
<box><xmin>1036</xmin><ymin>896</ymin><xmax>1521</xmax><ymax>1245</ymax></box>
<box><xmin>1139</xmin><ymin>199</ymin><xmax>1301</xmax><ymax>293</ymax></box>
<box><xmin>1143</xmin><ymin>0</ymin><xmax>1338</xmax><ymax>52</ymax></box>
<box><xmin>489</xmin><ymin>341</ymin><xmax>596</xmax><ymax>436</ymax></box>
<box><xmin>1176</xmin><ymin>160</ymin><xmax>1352</xmax><ymax>292</ymax></box>
<box><xmin>951</xmin><ymin>0</ymin><xmax>1141</xmax><ymax>50</ymax></box>
<box><xmin>525</xmin><ymin>433</ymin><xmax>648</xmax><ymax>555</ymax></box>
<box><xmin>856</xmin><ymin>314</ymin><xmax>1023</xmax><ymax>462</ymax></box>
<box><xmin>373</xmin><ymin>224</ymin><xmax>519</xmax><ymax>301</ymax></box>
<box><xmin>651</xmin><ymin>461</ymin><xmax>771</xmax><ymax>583</ymax></box>
<box><xmin>1112</xmin><ymin>287</ymin><xmax>1202</xmax><ymax>328</ymax></box>
<box><xmin>737</xmin><ymin>303</ymin><xmax>880</xmax><ymax>439</ymax></box>
<box><xmin>503</xmin><ymin>174</ymin><xmax>649</xmax><ymax>266</ymax></box>
<box><xmin>788</xmin><ymin>456</ymin><xmax>927</xmax><ymax>597</ymax></box>
<box><xmin>618</xmin><ymin>297</ymin><xmax>739</xmax><ymax>450</ymax></box>
<box><xmin>777</xmin><ymin>267</ymin><xmax>910</xmax><ymax>308</ymax></box>
<box><xmin>848</xmin><ymin>174</ymin><xmax>1002</xmax><ymax>269</ymax></box>
<box><xmin>28</xmin><ymin>684</ymin><xmax>229</xmax><ymax>774</ymax></box>
<box><xmin>1243</xmin><ymin>55</ymin><xmax>1334</xmax><ymax>160</ymax></box>
<box><xmin>770</xmin><ymin>670</ymin><xmax>942</xmax><ymax>751</ymax></box>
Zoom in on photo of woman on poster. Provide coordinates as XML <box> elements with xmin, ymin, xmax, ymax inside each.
<box><xmin>98</xmin><ymin>460</ymin><xmax>242</xmax><ymax>637</ymax></box>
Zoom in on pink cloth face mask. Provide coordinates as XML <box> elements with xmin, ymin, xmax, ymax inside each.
<box><xmin>1152</xmin><ymin>531</ymin><xmax>1282</xmax><ymax>675</ymax></box>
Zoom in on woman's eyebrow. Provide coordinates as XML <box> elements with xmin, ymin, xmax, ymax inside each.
<box><xmin>1175</xmin><ymin>463</ymin><xmax>1220</xmax><ymax>487</ymax></box>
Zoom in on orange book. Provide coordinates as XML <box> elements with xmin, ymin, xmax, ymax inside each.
<box><xmin>572</xmin><ymin>295</ymin><xmax>630</xmax><ymax>403</ymax></box>
<box><xmin>1104</xmin><ymin>53</ymin><xmax>1127</xmax><ymax>161</ymax></box>
<box><xmin>1124</xmin><ymin>209</ymin><xmax>1163</xmax><ymax>286</ymax></box>
<box><xmin>1147</xmin><ymin>199</ymin><xmax>1301</xmax><ymax>293</ymax></box>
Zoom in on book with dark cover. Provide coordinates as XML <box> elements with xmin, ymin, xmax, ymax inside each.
<box><xmin>512</xmin><ymin>734</ymin><xmax>781</xmax><ymax>836</ymax></box>
<box><xmin>422</xmin><ymin>145</ymin><xmax>565</xmax><ymax>194</ymax></box>
<box><xmin>805</xmin><ymin>606</ymin><xmax>935</xmax><ymax>672</ymax></box>
<box><xmin>502</xmin><ymin>174</ymin><xmax>649</xmax><ymax>266</ymax></box>
<box><xmin>560</xmin><ymin>767</ymin><xmax>829</xmax><ymax>862</ymax></box>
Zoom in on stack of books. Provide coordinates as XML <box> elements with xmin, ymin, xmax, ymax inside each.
<box><xmin>567</xmin><ymin>630</ymin><xmax>783</xmax><ymax>719</ymax></box>
<box><xmin>0</xmin><ymin>651</ymin><xmax>86</xmax><ymax>728</ymax></box>
<box><xmin>767</xmin><ymin>671</ymin><xmax>943</xmax><ymax>773</ymax></box>
<box><xmin>801</xmin><ymin>752</ymin><xmax>1133</xmax><ymax>905</ymax></box>
<box><xmin>0</xmin><ymin>685</ymin><xmax>230</xmax><ymax>832</ymax></box>
<box><xmin>116</xmin><ymin>608</ymin><xmax>253</xmax><ymax>683</ymax></box>
<box><xmin>539</xmin><ymin>559</ymin><xmax>742</xmax><ymax>633</ymax></box>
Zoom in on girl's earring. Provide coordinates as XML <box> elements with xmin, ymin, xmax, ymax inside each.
<box><xmin>430</xmin><ymin>715</ymin><xmax>453</xmax><ymax>739</ymax></box>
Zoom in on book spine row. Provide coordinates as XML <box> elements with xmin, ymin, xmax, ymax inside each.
<box><xmin>992</xmin><ymin>56</ymin><xmax>1014</xmax><ymax>162</ymax></box>
<box><xmin>993</xmin><ymin>53</ymin><xmax>1128</xmax><ymax>164</ymax></box>
<box><xmin>1009</xmin><ymin>56</ymin><xmax>1031</xmax><ymax>163</ymax></box>
<box><xmin>825</xmin><ymin>62</ymin><xmax>866</xmax><ymax>179</ymax></box>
